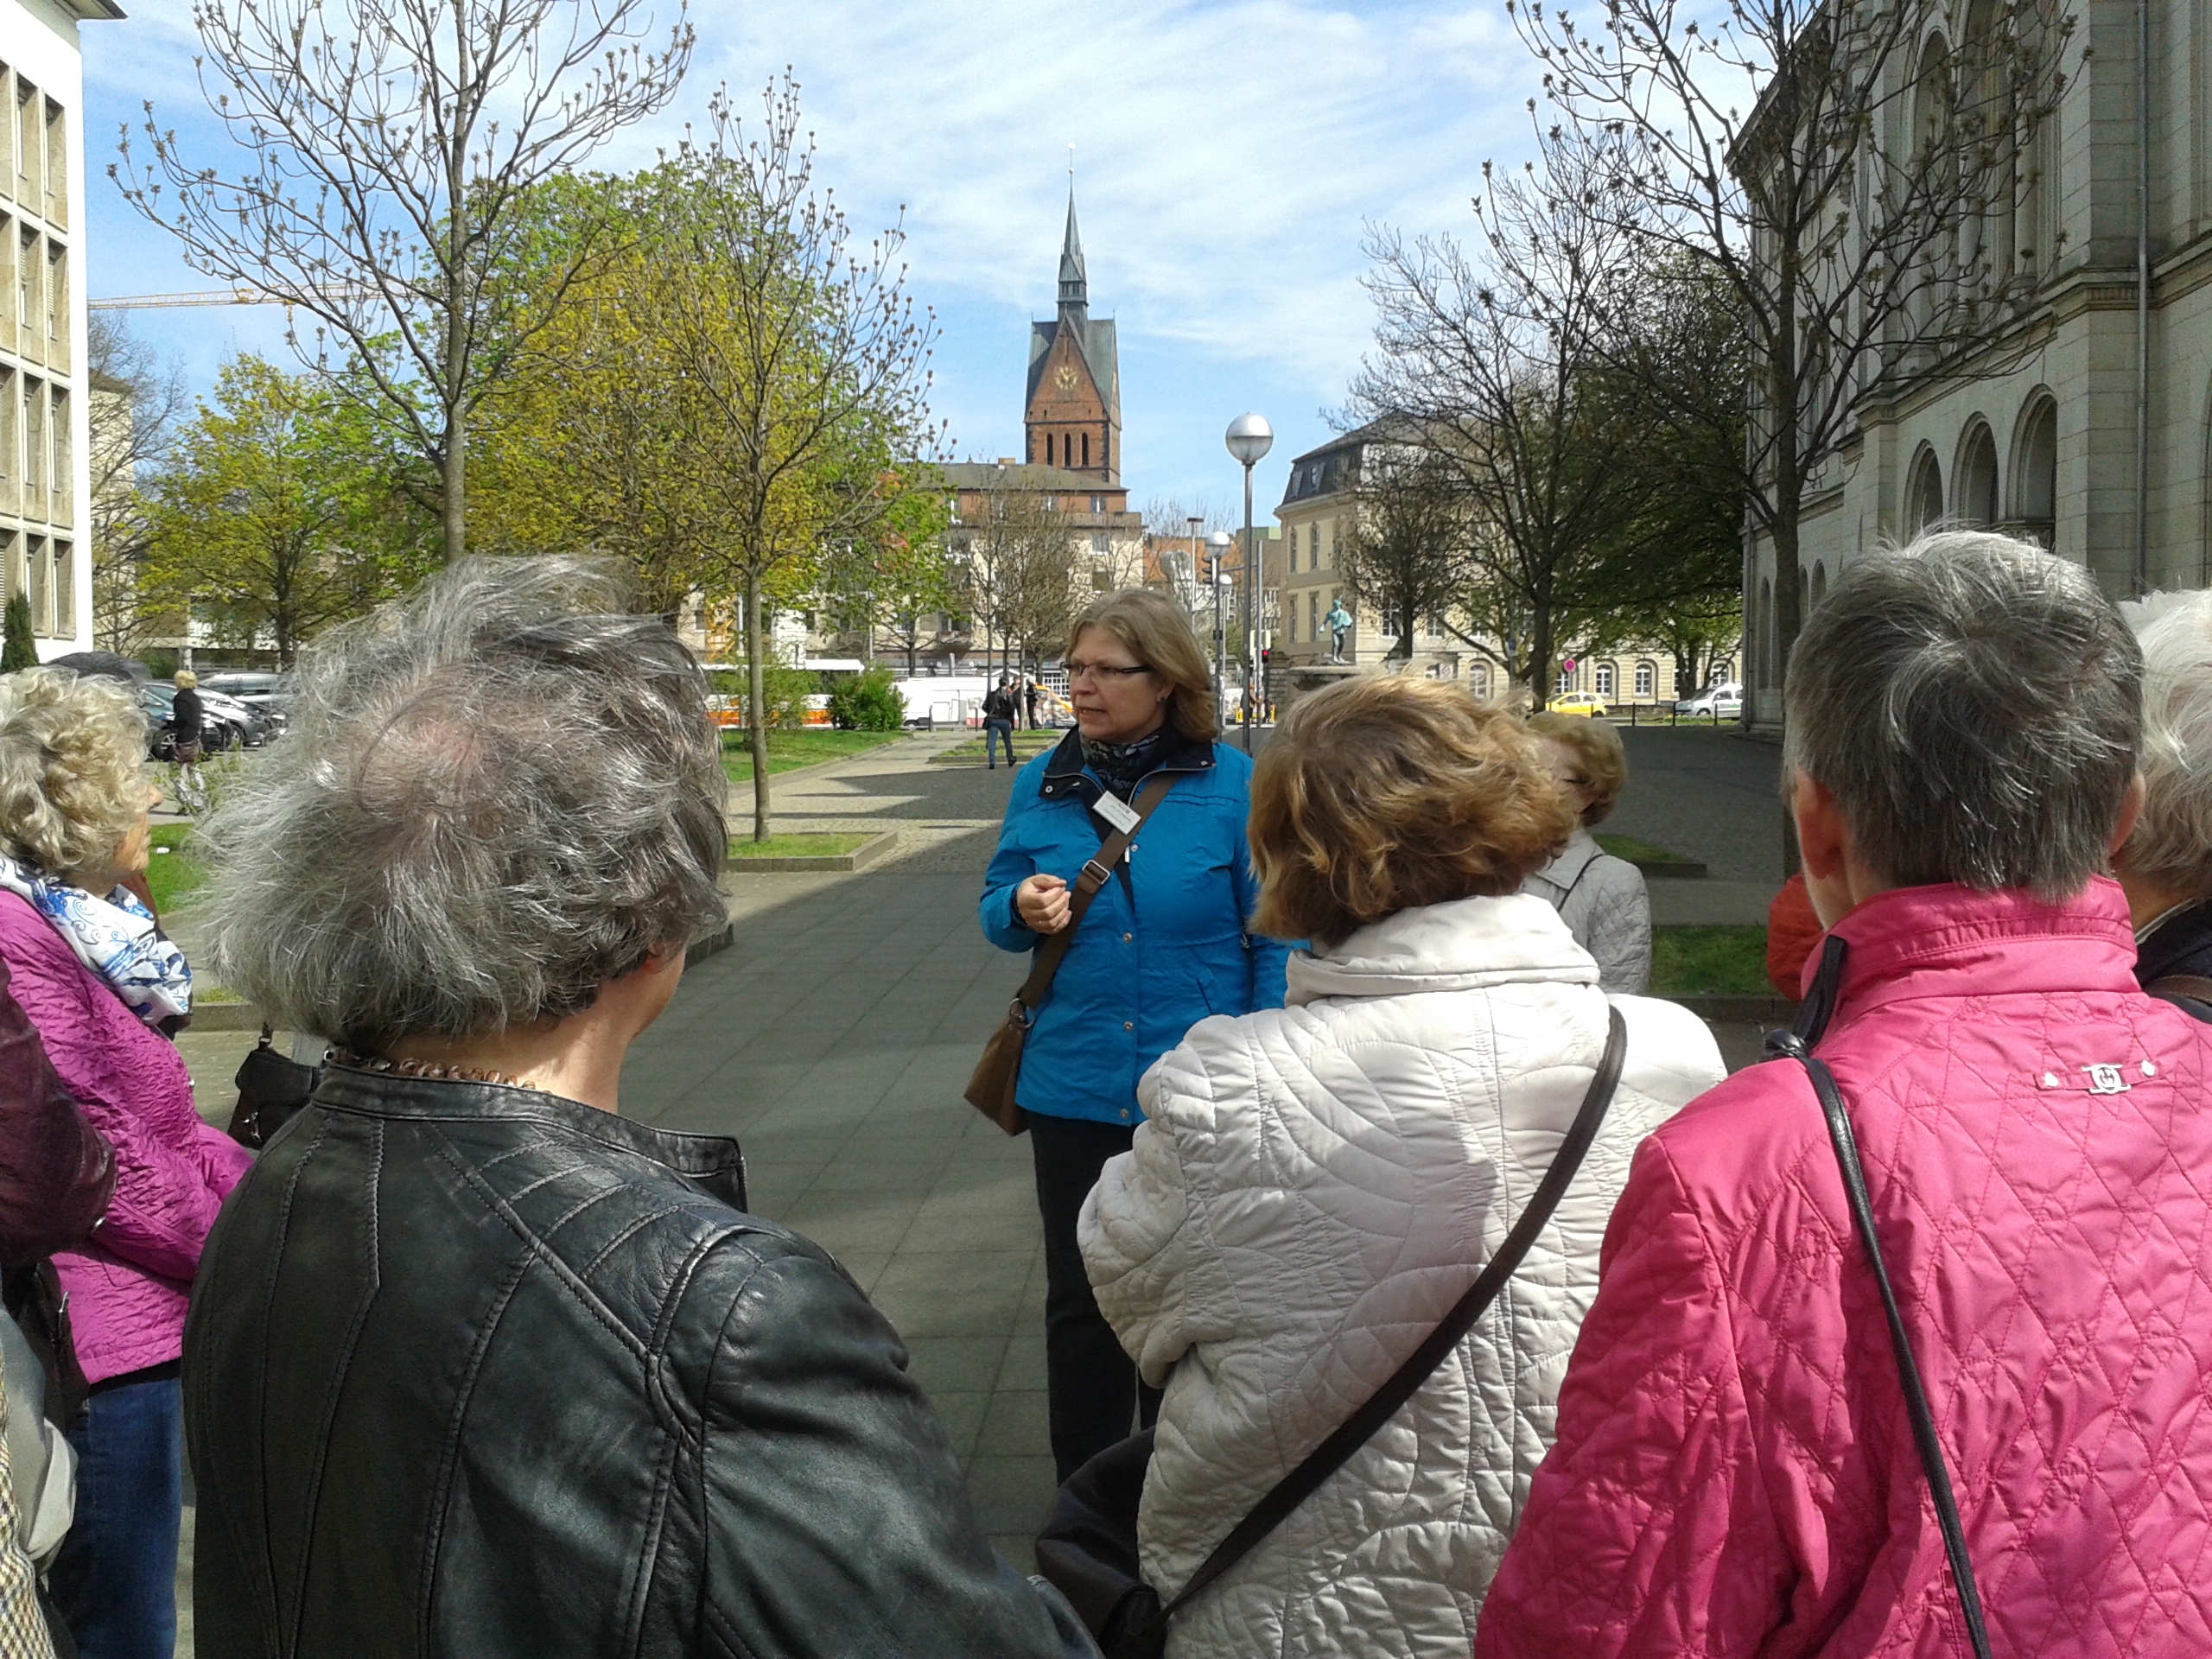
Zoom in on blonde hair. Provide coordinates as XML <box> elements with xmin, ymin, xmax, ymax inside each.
<box><xmin>1526</xmin><ymin>711</ymin><xmax>1629</xmax><ymax>825</ymax></box>
<box><xmin>174</xmin><ymin>670</ymin><xmax>199</xmax><ymax>690</ymax></box>
<box><xmin>1065</xmin><ymin>589</ymin><xmax>1217</xmax><ymax>743</ymax></box>
<box><xmin>1249</xmin><ymin>676</ymin><xmax>1573</xmax><ymax>948</ymax></box>
<box><xmin>0</xmin><ymin>668</ymin><xmax>151</xmax><ymax>883</ymax></box>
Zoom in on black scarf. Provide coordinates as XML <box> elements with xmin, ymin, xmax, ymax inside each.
<box><xmin>1083</xmin><ymin>728</ymin><xmax>1168</xmax><ymax>801</ymax></box>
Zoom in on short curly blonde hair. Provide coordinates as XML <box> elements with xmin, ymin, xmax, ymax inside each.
<box><xmin>0</xmin><ymin>668</ymin><xmax>151</xmax><ymax>882</ymax></box>
<box><xmin>1249</xmin><ymin>675</ymin><xmax>1574</xmax><ymax>948</ymax></box>
<box><xmin>1526</xmin><ymin>712</ymin><xmax>1629</xmax><ymax>825</ymax></box>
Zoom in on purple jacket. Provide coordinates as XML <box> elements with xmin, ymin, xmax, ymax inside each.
<box><xmin>0</xmin><ymin>892</ymin><xmax>250</xmax><ymax>1383</ymax></box>
<box><xmin>0</xmin><ymin>959</ymin><xmax>112</xmax><ymax>1270</ymax></box>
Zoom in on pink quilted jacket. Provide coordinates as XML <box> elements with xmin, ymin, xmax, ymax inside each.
<box><xmin>1479</xmin><ymin>878</ymin><xmax>2212</xmax><ymax>1657</ymax></box>
<box><xmin>0</xmin><ymin>892</ymin><xmax>250</xmax><ymax>1384</ymax></box>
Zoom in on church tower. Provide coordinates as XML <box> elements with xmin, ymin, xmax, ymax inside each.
<box><xmin>1025</xmin><ymin>190</ymin><xmax>1121</xmax><ymax>483</ymax></box>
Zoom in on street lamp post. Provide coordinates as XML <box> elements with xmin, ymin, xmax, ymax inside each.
<box><xmin>1205</xmin><ymin>528</ymin><xmax>1233</xmax><ymax>715</ymax></box>
<box><xmin>1224</xmin><ymin>414</ymin><xmax>1274</xmax><ymax>752</ymax></box>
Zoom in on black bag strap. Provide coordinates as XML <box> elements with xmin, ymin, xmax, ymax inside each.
<box><xmin>1765</xmin><ymin>938</ymin><xmax>1993</xmax><ymax>1659</ymax></box>
<box><xmin>1156</xmin><ymin>1003</ymin><xmax>1629</xmax><ymax>1623</ymax></box>
<box><xmin>1009</xmin><ymin>773</ymin><xmax>1175</xmax><ymax>1024</ymax></box>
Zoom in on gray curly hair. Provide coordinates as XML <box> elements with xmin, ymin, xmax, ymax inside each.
<box><xmin>2119</xmin><ymin>588</ymin><xmax>2212</xmax><ymax>900</ymax></box>
<box><xmin>199</xmin><ymin>556</ymin><xmax>728</xmax><ymax>1053</ymax></box>
<box><xmin>1783</xmin><ymin>532</ymin><xmax>2141</xmax><ymax>900</ymax></box>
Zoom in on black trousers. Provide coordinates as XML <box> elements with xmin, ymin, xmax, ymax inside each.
<box><xmin>1029</xmin><ymin>1112</ymin><xmax>1161</xmax><ymax>1483</ymax></box>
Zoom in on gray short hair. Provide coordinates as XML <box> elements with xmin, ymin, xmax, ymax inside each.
<box><xmin>1783</xmin><ymin>532</ymin><xmax>2140</xmax><ymax>899</ymax></box>
<box><xmin>0</xmin><ymin>668</ymin><xmax>149</xmax><ymax>884</ymax></box>
<box><xmin>200</xmin><ymin>556</ymin><xmax>728</xmax><ymax>1053</ymax></box>
<box><xmin>2120</xmin><ymin>588</ymin><xmax>2212</xmax><ymax>899</ymax></box>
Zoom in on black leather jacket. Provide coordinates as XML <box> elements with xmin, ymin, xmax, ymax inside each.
<box><xmin>184</xmin><ymin>1065</ymin><xmax>1096</xmax><ymax>1658</ymax></box>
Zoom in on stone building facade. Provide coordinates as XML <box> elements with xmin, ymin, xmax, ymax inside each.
<box><xmin>0</xmin><ymin>0</ymin><xmax>115</xmax><ymax>659</ymax></box>
<box><xmin>1274</xmin><ymin>426</ymin><xmax>1731</xmax><ymax>704</ymax></box>
<box><xmin>1745</xmin><ymin>0</ymin><xmax>2212</xmax><ymax>725</ymax></box>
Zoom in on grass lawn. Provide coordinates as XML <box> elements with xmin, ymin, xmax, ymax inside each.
<box><xmin>726</xmin><ymin>832</ymin><xmax>874</xmax><ymax>859</ymax></box>
<box><xmin>1651</xmin><ymin>925</ymin><xmax>1771</xmax><ymax>997</ymax></box>
<box><xmin>144</xmin><ymin>824</ymin><xmax>202</xmax><ymax>913</ymax></box>
<box><xmin>1595</xmin><ymin>832</ymin><xmax>1691</xmax><ymax>865</ymax></box>
<box><xmin>721</xmin><ymin>728</ymin><xmax>907</xmax><ymax>783</ymax></box>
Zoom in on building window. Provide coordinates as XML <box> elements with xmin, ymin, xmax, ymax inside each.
<box><xmin>1307</xmin><ymin>591</ymin><xmax>1319</xmax><ymax>640</ymax></box>
<box><xmin>23</xmin><ymin>376</ymin><xmax>42</xmax><ymax>502</ymax></box>
<box><xmin>1557</xmin><ymin>666</ymin><xmax>1574</xmax><ymax>695</ymax></box>
<box><xmin>1635</xmin><ymin>662</ymin><xmax>1655</xmax><ymax>698</ymax></box>
<box><xmin>1081</xmin><ymin>432</ymin><xmax>1090</xmax><ymax>469</ymax></box>
<box><xmin>1307</xmin><ymin>523</ymin><xmax>1319</xmax><ymax>564</ymax></box>
<box><xmin>1595</xmin><ymin>662</ymin><xmax>1616</xmax><ymax>698</ymax></box>
<box><xmin>50</xmin><ymin>537</ymin><xmax>67</xmax><ymax>634</ymax></box>
<box><xmin>1090</xmin><ymin>495</ymin><xmax>1103</xmax><ymax>512</ymax></box>
<box><xmin>48</xmin><ymin>387</ymin><xmax>65</xmax><ymax>523</ymax></box>
<box><xmin>25</xmin><ymin>532</ymin><xmax>44</xmax><ymax>635</ymax></box>
<box><xmin>1471</xmin><ymin>663</ymin><xmax>1490</xmax><ymax>697</ymax></box>
<box><xmin>16</xmin><ymin>82</ymin><xmax>35</xmax><ymax>205</ymax></box>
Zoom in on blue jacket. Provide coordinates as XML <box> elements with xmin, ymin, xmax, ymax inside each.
<box><xmin>979</xmin><ymin>728</ymin><xmax>1291</xmax><ymax>1125</ymax></box>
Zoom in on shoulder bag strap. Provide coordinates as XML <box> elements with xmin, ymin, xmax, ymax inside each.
<box><xmin>1011</xmin><ymin>773</ymin><xmax>1176</xmax><ymax>1020</ymax></box>
<box><xmin>1157</xmin><ymin>1003</ymin><xmax>1630</xmax><ymax>1622</ymax></box>
<box><xmin>1765</xmin><ymin>947</ymin><xmax>1993</xmax><ymax>1659</ymax></box>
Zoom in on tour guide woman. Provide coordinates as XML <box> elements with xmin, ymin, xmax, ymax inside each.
<box><xmin>980</xmin><ymin>588</ymin><xmax>1291</xmax><ymax>1482</ymax></box>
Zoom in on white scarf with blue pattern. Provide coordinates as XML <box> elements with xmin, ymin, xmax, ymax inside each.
<box><xmin>0</xmin><ymin>854</ymin><xmax>192</xmax><ymax>1026</ymax></box>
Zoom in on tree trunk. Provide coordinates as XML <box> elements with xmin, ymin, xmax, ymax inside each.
<box><xmin>1529</xmin><ymin>601</ymin><xmax>1554</xmax><ymax>708</ymax></box>
<box><xmin>442</xmin><ymin>410</ymin><xmax>467</xmax><ymax>567</ymax></box>
<box><xmin>746</xmin><ymin>570</ymin><xmax>771</xmax><ymax>843</ymax></box>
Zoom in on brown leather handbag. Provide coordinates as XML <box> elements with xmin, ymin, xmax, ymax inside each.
<box><xmin>966</xmin><ymin>774</ymin><xmax>1175</xmax><ymax>1135</ymax></box>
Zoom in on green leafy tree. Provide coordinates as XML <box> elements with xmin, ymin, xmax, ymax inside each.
<box><xmin>115</xmin><ymin>0</ymin><xmax>693</xmax><ymax>566</ymax></box>
<box><xmin>143</xmin><ymin>355</ymin><xmax>437</xmax><ymax>665</ymax></box>
<box><xmin>1</xmin><ymin>591</ymin><xmax>33</xmax><ymax>671</ymax></box>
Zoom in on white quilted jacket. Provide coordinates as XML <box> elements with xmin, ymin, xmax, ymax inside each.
<box><xmin>1077</xmin><ymin>893</ymin><xmax>1725</xmax><ymax>1659</ymax></box>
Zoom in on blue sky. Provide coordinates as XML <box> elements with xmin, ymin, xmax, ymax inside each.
<box><xmin>79</xmin><ymin>1</ymin><xmax>1543</xmax><ymax>522</ymax></box>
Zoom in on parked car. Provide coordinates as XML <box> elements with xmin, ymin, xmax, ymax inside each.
<box><xmin>200</xmin><ymin>688</ymin><xmax>274</xmax><ymax>746</ymax></box>
<box><xmin>1544</xmin><ymin>690</ymin><xmax>1610</xmax><ymax>718</ymax></box>
<box><xmin>199</xmin><ymin>671</ymin><xmax>293</xmax><ymax>733</ymax></box>
<box><xmin>1674</xmin><ymin>681</ymin><xmax>1744</xmax><ymax>719</ymax></box>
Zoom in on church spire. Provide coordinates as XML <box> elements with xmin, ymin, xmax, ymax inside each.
<box><xmin>1058</xmin><ymin>186</ymin><xmax>1088</xmax><ymax>316</ymax></box>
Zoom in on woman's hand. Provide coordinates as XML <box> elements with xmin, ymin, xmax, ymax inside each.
<box><xmin>1016</xmin><ymin>874</ymin><xmax>1072</xmax><ymax>934</ymax></box>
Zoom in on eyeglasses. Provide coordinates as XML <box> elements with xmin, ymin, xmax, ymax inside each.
<box><xmin>1065</xmin><ymin>660</ymin><xmax>1154</xmax><ymax>684</ymax></box>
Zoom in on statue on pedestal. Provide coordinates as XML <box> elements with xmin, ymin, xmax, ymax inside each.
<box><xmin>1325</xmin><ymin>600</ymin><xmax>1352</xmax><ymax>664</ymax></box>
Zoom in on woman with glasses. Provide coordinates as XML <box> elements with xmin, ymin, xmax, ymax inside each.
<box><xmin>980</xmin><ymin>589</ymin><xmax>1291</xmax><ymax>1484</ymax></box>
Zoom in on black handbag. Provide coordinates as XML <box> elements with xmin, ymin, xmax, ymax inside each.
<box><xmin>226</xmin><ymin>1025</ymin><xmax>321</xmax><ymax>1149</ymax></box>
<box><xmin>1036</xmin><ymin>1006</ymin><xmax>1629</xmax><ymax>1657</ymax></box>
<box><xmin>1764</xmin><ymin>937</ymin><xmax>1993</xmax><ymax>1659</ymax></box>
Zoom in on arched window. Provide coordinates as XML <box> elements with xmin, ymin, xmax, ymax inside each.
<box><xmin>1471</xmin><ymin>663</ymin><xmax>1491</xmax><ymax>698</ymax></box>
<box><xmin>1635</xmin><ymin>662</ymin><xmax>1656</xmax><ymax>699</ymax></box>
<box><xmin>2012</xmin><ymin>395</ymin><xmax>2056</xmax><ymax>547</ymax></box>
<box><xmin>1955</xmin><ymin>423</ymin><xmax>1999</xmax><ymax>526</ymax></box>
<box><xmin>1811</xmin><ymin>562</ymin><xmax>1829</xmax><ymax>611</ymax></box>
<box><xmin>1906</xmin><ymin>445</ymin><xmax>1946</xmax><ymax>534</ymax></box>
<box><xmin>1081</xmin><ymin>432</ymin><xmax>1090</xmax><ymax>469</ymax></box>
<box><xmin>1557</xmin><ymin>665</ymin><xmax>1574</xmax><ymax>696</ymax></box>
<box><xmin>1594</xmin><ymin>662</ymin><xmax>1617</xmax><ymax>698</ymax></box>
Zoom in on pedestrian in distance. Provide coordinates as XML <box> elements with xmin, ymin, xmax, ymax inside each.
<box><xmin>985</xmin><ymin>674</ymin><xmax>1020</xmax><ymax>768</ymax></box>
<box><xmin>1480</xmin><ymin>531</ymin><xmax>2212</xmax><ymax>1657</ymax></box>
<box><xmin>1520</xmin><ymin>712</ymin><xmax>1652</xmax><ymax>993</ymax></box>
<box><xmin>1077</xmin><ymin>675</ymin><xmax>1723</xmax><ymax>1657</ymax></box>
<box><xmin>2114</xmin><ymin>588</ymin><xmax>2212</xmax><ymax>1006</ymax></box>
<box><xmin>1026</xmin><ymin>676</ymin><xmax>1042</xmax><ymax>730</ymax></box>
<box><xmin>182</xmin><ymin>557</ymin><xmax>1096</xmax><ymax>1659</ymax></box>
<box><xmin>980</xmin><ymin>588</ymin><xmax>1292</xmax><ymax>1484</ymax></box>
<box><xmin>0</xmin><ymin>667</ymin><xmax>251</xmax><ymax>1659</ymax></box>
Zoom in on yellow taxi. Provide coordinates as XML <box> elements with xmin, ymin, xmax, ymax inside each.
<box><xmin>1544</xmin><ymin>690</ymin><xmax>1610</xmax><ymax>718</ymax></box>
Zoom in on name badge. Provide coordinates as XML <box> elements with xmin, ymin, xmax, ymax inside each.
<box><xmin>1093</xmin><ymin>791</ymin><xmax>1141</xmax><ymax>836</ymax></box>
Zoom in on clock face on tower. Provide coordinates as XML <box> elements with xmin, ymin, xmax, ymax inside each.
<box><xmin>1054</xmin><ymin>365</ymin><xmax>1077</xmax><ymax>391</ymax></box>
